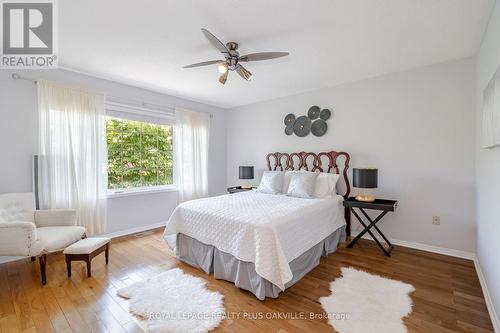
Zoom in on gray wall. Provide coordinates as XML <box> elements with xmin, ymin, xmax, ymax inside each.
<box><xmin>227</xmin><ymin>58</ymin><xmax>476</xmax><ymax>253</ymax></box>
<box><xmin>0</xmin><ymin>69</ymin><xmax>227</xmax><ymax>235</ymax></box>
<box><xmin>476</xmin><ymin>0</ymin><xmax>500</xmax><ymax>325</ymax></box>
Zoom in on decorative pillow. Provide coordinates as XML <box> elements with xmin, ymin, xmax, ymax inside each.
<box><xmin>255</xmin><ymin>171</ymin><xmax>284</xmax><ymax>194</ymax></box>
<box><xmin>301</xmin><ymin>171</ymin><xmax>341</xmax><ymax>198</ymax></box>
<box><xmin>282</xmin><ymin>170</ymin><xmax>299</xmax><ymax>194</ymax></box>
<box><xmin>287</xmin><ymin>172</ymin><xmax>319</xmax><ymax>198</ymax></box>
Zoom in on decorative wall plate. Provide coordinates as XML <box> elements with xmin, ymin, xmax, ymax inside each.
<box><xmin>284</xmin><ymin>113</ymin><xmax>296</xmax><ymax>126</ymax></box>
<box><xmin>320</xmin><ymin>109</ymin><xmax>331</xmax><ymax>120</ymax></box>
<box><xmin>311</xmin><ymin>119</ymin><xmax>327</xmax><ymax>136</ymax></box>
<box><xmin>308</xmin><ymin>106</ymin><xmax>320</xmax><ymax>119</ymax></box>
<box><xmin>293</xmin><ymin>116</ymin><xmax>312</xmax><ymax>137</ymax></box>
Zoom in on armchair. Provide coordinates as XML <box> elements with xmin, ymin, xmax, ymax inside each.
<box><xmin>0</xmin><ymin>193</ymin><xmax>86</xmax><ymax>284</ymax></box>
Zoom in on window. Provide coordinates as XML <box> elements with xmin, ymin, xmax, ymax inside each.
<box><xmin>106</xmin><ymin>117</ymin><xmax>173</xmax><ymax>190</ymax></box>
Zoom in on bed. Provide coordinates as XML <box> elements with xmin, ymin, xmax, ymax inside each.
<box><xmin>163</xmin><ymin>151</ymin><xmax>351</xmax><ymax>300</ymax></box>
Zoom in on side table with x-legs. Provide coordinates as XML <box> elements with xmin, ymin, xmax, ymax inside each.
<box><xmin>343</xmin><ymin>197</ymin><xmax>398</xmax><ymax>256</ymax></box>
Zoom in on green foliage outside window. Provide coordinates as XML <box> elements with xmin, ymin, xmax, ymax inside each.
<box><xmin>106</xmin><ymin>117</ymin><xmax>173</xmax><ymax>189</ymax></box>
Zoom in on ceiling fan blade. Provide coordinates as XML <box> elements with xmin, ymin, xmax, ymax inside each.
<box><xmin>219</xmin><ymin>71</ymin><xmax>229</xmax><ymax>85</ymax></box>
<box><xmin>239</xmin><ymin>52</ymin><xmax>289</xmax><ymax>62</ymax></box>
<box><xmin>183</xmin><ymin>60</ymin><xmax>225</xmax><ymax>69</ymax></box>
<box><xmin>201</xmin><ymin>28</ymin><xmax>230</xmax><ymax>54</ymax></box>
<box><xmin>235</xmin><ymin>64</ymin><xmax>253</xmax><ymax>81</ymax></box>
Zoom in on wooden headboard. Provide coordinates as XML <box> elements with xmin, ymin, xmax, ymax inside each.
<box><xmin>266</xmin><ymin>151</ymin><xmax>352</xmax><ymax>236</ymax></box>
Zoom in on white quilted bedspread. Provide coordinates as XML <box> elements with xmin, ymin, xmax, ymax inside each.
<box><xmin>163</xmin><ymin>191</ymin><xmax>345</xmax><ymax>290</ymax></box>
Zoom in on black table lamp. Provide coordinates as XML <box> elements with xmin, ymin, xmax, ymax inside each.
<box><xmin>239</xmin><ymin>166</ymin><xmax>254</xmax><ymax>189</ymax></box>
<box><xmin>353</xmin><ymin>168</ymin><xmax>378</xmax><ymax>202</ymax></box>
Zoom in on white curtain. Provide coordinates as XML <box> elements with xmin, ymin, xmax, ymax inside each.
<box><xmin>174</xmin><ymin>108</ymin><xmax>210</xmax><ymax>202</ymax></box>
<box><xmin>38</xmin><ymin>80</ymin><xmax>107</xmax><ymax>235</ymax></box>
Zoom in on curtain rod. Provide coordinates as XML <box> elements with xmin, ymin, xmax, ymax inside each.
<box><xmin>10</xmin><ymin>73</ymin><xmax>214</xmax><ymax>119</ymax></box>
<box><xmin>11</xmin><ymin>73</ymin><xmax>37</xmax><ymax>83</ymax></box>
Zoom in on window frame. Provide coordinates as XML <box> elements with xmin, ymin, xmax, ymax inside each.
<box><xmin>105</xmin><ymin>99</ymin><xmax>176</xmax><ymax>196</ymax></box>
<box><xmin>107</xmin><ymin>184</ymin><xmax>177</xmax><ymax>198</ymax></box>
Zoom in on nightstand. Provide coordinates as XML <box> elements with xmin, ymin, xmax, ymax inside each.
<box><xmin>343</xmin><ymin>197</ymin><xmax>398</xmax><ymax>256</ymax></box>
<box><xmin>227</xmin><ymin>186</ymin><xmax>255</xmax><ymax>194</ymax></box>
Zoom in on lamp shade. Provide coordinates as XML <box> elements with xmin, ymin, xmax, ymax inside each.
<box><xmin>239</xmin><ymin>166</ymin><xmax>254</xmax><ymax>180</ymax></box>
<box><xmin>353</xmin><ymin>168</ymin><xmax>378</xmax><ymax>188</ymax></box>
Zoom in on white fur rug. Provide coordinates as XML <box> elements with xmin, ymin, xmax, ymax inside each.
<box><xmin>117</xmin><ymin>268</ymin><xmax>225</xmax><ymax>333</ymax></box>
<box><xmin>320</xmin><ymin>267</ymin><xmax>415</xmax><ymax>333</ymax></box>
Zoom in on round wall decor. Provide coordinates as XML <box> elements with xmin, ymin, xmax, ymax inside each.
<box><xmin>284</xmin><ymin>113</ymin><xmax>295</xmax><ymax>126</ymax></box>
<box><xmin>293</xmin><ymin>116</ymin><xmax>312</xmax><ymax>137</ymax></box>
<box><xmin>311</xmin><ymin>119</ymin><xmax>327</xmax><ymax>137</ymax></box>
<box><xmin>320</xmin><ymin>109</ymin><xmax>331</xmax><ymax>120</ymax></box>
<box><xmin>307</xmin><ymin>106</ymin><xmax>320</xmax><ymax>119</ymax></box>
<box><xmin>283</xmin><ymin>105</ymin><xmax>333</xmax><ymax>137</ymax></box>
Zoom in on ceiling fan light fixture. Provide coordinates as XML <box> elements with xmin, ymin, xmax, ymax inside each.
<box><xmin>218</xmin><ymin>71</ymin><xmax>228</xmax><ymax>85</ymax></box>
<box><xmin>183</xmin><ymin>29</ymin><xmax>289</xmax><ymax>84</ymax></box>
<box><xmin>239</xmin><ymin>66</ymin><xmax>253</xmax><ymax>81</ymax></box>
<box><xmin>218</xmin><ymin>63</ymin><xmax>228</xmax><ymax>74</ymax></box>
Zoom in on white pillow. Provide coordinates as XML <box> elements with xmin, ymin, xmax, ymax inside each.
<box><xmin>287</xmin><ymin>172</ymin><xmax>319</xmax><ymax>198</ymax></box>
<box><xmin>282</xmin><ymin>170</ymin><xmax>299</xmax><ymax>194</ymax></box>
<box><xmin>256</xmin><ymin>171</ymin><xmax>284</xmax><ymax>194</ymax></box>
<box><xmin>300</xmin><ymin>171</ymin><xmax>341</xmax><ymax>198</ymax></box>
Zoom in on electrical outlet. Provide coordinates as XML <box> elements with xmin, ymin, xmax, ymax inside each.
<box><xmin>432</xmin><ymin>216</ymin><xmax>441</xmax><ymax>225</ymax></box>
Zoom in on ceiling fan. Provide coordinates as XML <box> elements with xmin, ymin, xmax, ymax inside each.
<box><xmin>183</xmin><ymin>28</ymin><xmax>290</xmax><ymax>85</ymax></box>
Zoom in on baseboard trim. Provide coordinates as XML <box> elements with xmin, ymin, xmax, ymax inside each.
<box><xmin>0</xmin><ymin>256</ymin><xmax>24</xmax><ymax>264</ymax></box>
<box><xmin>473</xmin><ymin>256</ymin><xmax>500</xmax><ymax>333</ymax></box>
<box><xmin>0</xmin><ymin>222</ymin><xmax>166</xmax><ymax>265</ymax></box>
<box><xmin>351</xmin><ymin>230</ymin><xmax>475</xmax><ymax>260</ymax></box>
<box><xmin>98</xmin><ymin>222</ymin><xmax>166</xmax><ymax>239</ymax></box>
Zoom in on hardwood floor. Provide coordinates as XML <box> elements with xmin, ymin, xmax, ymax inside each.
<box><xmin>0</xmin><ymin>229</ymin><xmax>494</xmax><ymax>333</ymax></box>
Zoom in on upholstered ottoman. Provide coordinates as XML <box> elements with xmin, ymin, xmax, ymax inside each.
<box><xmin>63</xmin><ymin>237</ymin><xmax>110</xmax><ymax>278</ymax></box>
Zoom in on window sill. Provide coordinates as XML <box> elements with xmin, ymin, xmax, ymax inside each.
<box><xmin>107</xmin><ymin>186</ymin><xmax>177</xmax><ymax>199</ymax></box>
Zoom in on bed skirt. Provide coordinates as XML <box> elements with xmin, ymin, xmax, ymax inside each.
<box><xmin>174</xmin><ymin>225</ymin><xmax>346</xmax><ymax>300</ymax></box>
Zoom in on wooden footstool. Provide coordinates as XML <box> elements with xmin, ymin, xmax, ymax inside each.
<box><xmin>63</xmin><ymin>237</ymin><xmax>110</xmax><ymax>278</ymax></box>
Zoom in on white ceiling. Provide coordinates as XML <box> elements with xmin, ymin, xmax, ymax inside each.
<box><xmin>59</xmin><ymin>0</ymin><xmax>494</xmax><ymax>108</ymax></box>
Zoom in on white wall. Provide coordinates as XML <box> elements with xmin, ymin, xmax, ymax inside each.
<box><xmin>0</xmin><ymin>69</ymin><xmax>227</xmax><ymax>236</ymax></box>
<box><xmin>227</xmin><ymin>58</ymin><xmax>476</xmax><ymax>253</ymax></box>
<box><xmin>476</xmin><ymin>0</ymin><xmax>500</xmax><ymax>325</ymax></box>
